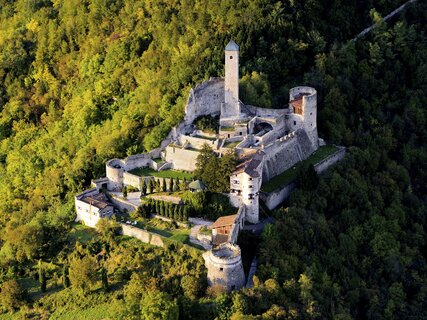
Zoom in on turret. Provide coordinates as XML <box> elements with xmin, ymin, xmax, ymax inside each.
<box><xmin>288</xmin><ymin>86</ymin><xmax>318</xmax><ymax>149</ymax></box>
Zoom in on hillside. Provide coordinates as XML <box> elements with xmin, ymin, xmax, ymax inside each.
<box><xmin>0</xmin><ymin>0</ymin><xmax>426</xmax><ymax>319</ymax></box>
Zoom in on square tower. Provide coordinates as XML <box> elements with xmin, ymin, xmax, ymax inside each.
<box><xmin>223</xmin><ymin>40</ymin><xmax>240</xmax><ymax>118</ymax></box>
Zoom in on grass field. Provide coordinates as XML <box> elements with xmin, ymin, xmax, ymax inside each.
<box><xmin>261</xmin><ymin>145</ymin><xmax>339</xmax><ymax>192</ymax></box>
<box><xmin>223</xmin><ymin>140</ymin><xmax>240</xmax><ymax>148</ymax></box>
<box><xmin>128</xmin><ymin>167</ymin><xmax>193</xmax><ymax>180</ymax></box>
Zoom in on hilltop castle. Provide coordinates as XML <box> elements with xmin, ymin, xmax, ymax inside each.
<box><xmin>76</xmin><ymin>40</ymin><xmax>325</xmax><ymax>292</ymax></box>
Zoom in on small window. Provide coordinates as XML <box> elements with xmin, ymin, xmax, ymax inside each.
<box><xmin>294</xmin><ymin>121</ymin><xmax>297</xmax><ymax>126</ymax></box>
<box><xmin>230</xmin><ymin>56</ymin><xmax>233</xmax><ymax>59</ymax></box>
<box><xmin>220</xmin><ymin>268</ymin><xmax>224</xmax><ymax>272</ymax></box>
<box><xmin>310</xmin><ymin>112</ymin><xmax>312</xmax><ymax>115</ymax></box>
<box><xmin>239</xmin><ymin>131</ymin><xmax>242</xmax><ymax>135</ymax></box>
<box><xmin>228</xmin><ymin>134</ymin><xmax>230</xmax><ymax>138</ymax></box>
<box><xmin>249</xmin><ymin>178</ymin><xmax>253</xmax><ymax>181</ymax></box>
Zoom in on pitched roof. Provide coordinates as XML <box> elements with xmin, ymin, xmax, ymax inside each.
<box><xmin>188</xmin><ymin>179</ymin><xmax>206</xmax><ymax>190</ymax></box>
<box><xmin>225</xmin><ymin>40</ymin><xmax>239</xmax><ymax>51</ymax></box>
<box><xmin>211</xmin><ymin>214</ymin><xmax>237</xmax><ymax>229</ymax></box>
<box><xmin>233</xmin><ymin>152</ymin><xmax>264</xmax><ymax>177</ymax></box>
<box><xmin>81</xmin><ymin>196</ymin><xmax>110</xmax><ymax>209</ymax></box>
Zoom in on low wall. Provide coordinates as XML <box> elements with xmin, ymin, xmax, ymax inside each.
<box><xmin>120</xmin><ymin>223</ymin><xmax>164</xmax><ymax>247</ymax></box>
<box><xmin>111</xmin><ymin>196</ymin><xmax>138</xmax><ymax>213</ymax></box>
<box><xmin>262</xmin><ymin>146</ymin><xmax>346</xmax><ymax>210</ymax></box>
<box><xmin>314</xmin><ymin>147</ymin><xmax>346</xmax><ymax>174</ymax></box>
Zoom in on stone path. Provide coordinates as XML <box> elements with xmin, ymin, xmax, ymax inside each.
<box><xmin>188</xmin><ymin>218</ymin><xmax>213</xmax><ymax>250</ymax></box>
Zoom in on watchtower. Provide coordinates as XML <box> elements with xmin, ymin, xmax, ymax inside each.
<box><xmin>222</xmin><ymin>40</ymin><xmax>240</xmax><ymax>118</ymax></box>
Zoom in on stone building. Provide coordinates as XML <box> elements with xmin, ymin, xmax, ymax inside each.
<box><xmin>203</xmin><ymin>243</ymin><xmax>246</xmax><ymax>292</ymax></box>
<box><xmin>75</xmin><ymin>190</ymin><xmax>114</xmax><ymax>228</ymax></box>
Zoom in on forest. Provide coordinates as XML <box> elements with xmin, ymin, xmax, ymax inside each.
<box><xmin>0</xmin><ymin>0</ymin><xmax>426</xmax><ymax>319</ymax></box>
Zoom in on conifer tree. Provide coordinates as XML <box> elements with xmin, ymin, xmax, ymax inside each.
<box><xmin>101</xmin><ymin>267</ymin><xmax>109</xmax><ymax>292</ymax></box>
<box><xmin>162</xmin><ymin>178</ymin><xmax>167</xmax><ymax>192</ymax></box>
<box><xmin>38</xmin><ymin>260</ymin><xmax>46</xmax><ymax>293</ymax></box>
<box><xmin>141</xmin><ymin>179</ymin><xmax>147</xmax><ymax>197</ymax></box>
<box><xmin>170</xmin><ymin>178</ymin><xmax>174</xmax><ymax>192</ymax></box>
<box><xmin>62</xmin><ymin>265</ymin><xmax>70</xmax><ymax>288</ymax></box>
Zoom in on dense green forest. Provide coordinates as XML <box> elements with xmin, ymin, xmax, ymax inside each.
<box><xmin>1</xmin><ymin>0</ymin><xmax>426</xmax><ymax>318</ymax></box>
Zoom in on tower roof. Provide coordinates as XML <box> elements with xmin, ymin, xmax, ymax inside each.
<box><xmin>225</xmin><ymin>40</ymin><xmax>239</xmax><ymax>51</ymax></box>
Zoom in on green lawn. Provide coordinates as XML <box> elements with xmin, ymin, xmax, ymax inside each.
<box><xmin>136</xmin><ymin>218</ymin><xmax>190</xmax><ymax>244</ymax></box>
<box><xmin>128</xmin><ymin>167</ymin><xmax>194</xmax><ymax>180</ymax></box>
<box><xmin>261</xmin><ymin>145</ymin><xmax>340</xmax><ymax>192</ymax></box>
<box><xmin>152</xmin><ymin>157</ymin><xmax>163</xmax><ymax>163</ymax></box>
<box><xmin>223</xmin><ymin>140</ymin><xmax>240</xmax><ymax>148</ymax></box>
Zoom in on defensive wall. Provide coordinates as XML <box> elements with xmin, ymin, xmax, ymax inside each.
<box><xmin>165</xmin><ymin>145</ymin><xmax>200</xmax><ymax>171</ymax></box>
<box><xmin>184</xmin><ymin>77</ymin><xmax>223</xmax><ymax>125</ymax></box>
<box><xmin>228</xmin><ymin>206</ymin><xmax>245</xmax><ymax>244</ymax></box>
<box><xmin>261</xmin><ymin>146</ymin><xmax>346</xmax><ymax>210</ymax></box>
<box><xmin>120</xmin><ymin>223</ymin><xmax>164</xmax><ymax>247</ymax></box>
<box><xmin>262</xmin><ymin>129</ymin><xmax>315</xmax><ymax>182</ymax></box>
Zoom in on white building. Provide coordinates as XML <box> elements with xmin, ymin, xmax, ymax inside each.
<box><xmin>75</xmin><ymin>189</ymin><xmax>114</xmax><ymax>228</ymax></box>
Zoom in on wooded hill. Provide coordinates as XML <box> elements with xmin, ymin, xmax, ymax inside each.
<box><xmin>0</xmin><ymin>0</ymin><xmax>426</xmax><ymax>318</ymax></box>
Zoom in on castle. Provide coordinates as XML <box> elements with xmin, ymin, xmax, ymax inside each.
<box><xmin>75</xmin><ymin>40</ymin><xmax>323</xmax><ymax>292</ymax></box>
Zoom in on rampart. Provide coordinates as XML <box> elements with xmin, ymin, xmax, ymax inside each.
<box><xmin>261</xmin><ymin>146</ymin><xmax>346</xmax><ymax>209</ymax></box>
<box><xmin>165</xmin><ymin>145</ymin><xmax>200</xmax><ymax>171</ymax></box>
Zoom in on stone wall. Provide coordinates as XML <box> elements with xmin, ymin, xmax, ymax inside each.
<box><xmin>178</xmin><ymin>135</ymin><xmax>218</xmax><ymax>150</ymax></box>
<box><xmin>110</xmin><ymin>195</ymin><xmax>138</xmax><ymax>213</ymax></box>
<box><xmin>165</xmin><ymin>146</ymin><xmax>200</xmax><ymax>171</ymax></box>
<box><xmin>184</xmin><ymin>78</ymin><xmax>224</xmax><ymax>125</ymax></box>
<box><xmin>244</xmin><ymin>104</ymin><xmax>287</xmax><ymax>117</ymax></box>
<box><xmin>123</xmin><ymin>172</ymin><xmax>142</xmax><ymax>189</ymax></box>
<box><xmin>120</xmin><ymin>223</ymin><xmax>164</xmax><ymax>247</ymax></box>
<box><xmin>314</xmin><ymin>146</ymin><xmax>346</xmax><ymax>174</ymax></box>
<box><xmin>228</xmin><ymin>206</ymin><xmax>245</xmax><ymax>244</ymax></box>
<box><xmin>261</xmin><ymin>146</ymin><xmax>346</xmax><ymax>210</ymax></box>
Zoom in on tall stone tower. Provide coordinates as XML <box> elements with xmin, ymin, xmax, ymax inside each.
<box><xmin>222</xmin><ymin>40</ymin><xmax>240</xmax><ymax>118</ymax></box>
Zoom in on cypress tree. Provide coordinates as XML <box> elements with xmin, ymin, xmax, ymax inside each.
<box><xmin>162</xmin><ymin>178</ymin><xmax>167</xmax><ymax>192</ymax></box>
<box><xmin>173</xmin><ymin>205</ymin><xmax>178</xmax><ymax>220</ymax></box>
<box><xmin>101</xmin><ymin>267</ymin><xmax>109</xmax><ymax>292</ymax></box>
<box><xmin>141</xmin><ymin>179</ymin><xmax>146</xmax><ymax>197</ymax></box>
<box><xmin>155</xmin><ymin>201</ymin><xmax>160</xmax><ymax>215</ymax></box>
<box><xmin>170</xmin><ymin>178</ymin><xmax>174</xmax><ymax>192</ymax></box>
<box><xmin>156</xmin><ymin>180</ymin><xmax>161</xmax><ymax>193</ymax></box>
<box><xmin>62</xmin><ymin>264</ymin><xmax>70</xmax><ymax>288</ymax></box>
<box><xmin>38</xmin><ymin>260</ymin><xmax>46</xmax><ymax>293</ymax></box>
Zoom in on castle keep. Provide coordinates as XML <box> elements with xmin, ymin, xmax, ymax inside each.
<box><xmin>76</xmin><ymin>41</ymin><xmax>326</xmax><ymax>292</ymax></box>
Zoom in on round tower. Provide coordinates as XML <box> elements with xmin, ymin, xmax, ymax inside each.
<box><xmin>222</xmin><ymin>40</ymin><xmax>240</xmax><ymax>118</ymax></box>
<box><xmin>289</xmin><ymin>86</ymin><xmax>318</xmax><ymax>149</ymax></box>
<box><xmin>203</xmin><ymin>243</ymin><xmax>245</xmax><ymax>292</ymax></box>
<box><xmin>106</xmin><ymin>159</ymin><xmax>125</xmax><ymax>190</ymax></box>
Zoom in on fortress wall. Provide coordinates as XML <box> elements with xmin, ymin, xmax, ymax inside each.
<box><xmin>262</xmin><ymin>135</ymin><xmax>301</xmax><ymax>182</ymax></box>
<box><xmin>262</xmin><ymin>146</ymin><xmax>346</xmax><ymax>210</ymax></box>
<box><xmin>110</xmin><ymin>195</ymin><xmax>138</xmax><ymax>213</ymax></box>
<box><xmin>123</xmin><ymin>172</ymin><xmax>142</xmax><ymax>190</ymax></box>
<box><xmin>185</xmin><ymin>78</ymin><xmax>224</xmax><ymax>125</ymax></box>
<box><xmin>314</xmin><ymin>147</ymin><xmax>346</xmax><ymax>174</ymax></box>
<box><xmin>260</xmin><ymin>182</ymin><xmax>296</xmax><ymax>210</ymax></box>
<box><xmin>121</xmin><ymin>224</ymin><xmax>151</xmax><ymax>243</ymax></box>
<box><xmin>120</xmin><ymin>223</ymin><xmax>165</xmax><ymax>247</ymax></box>
<box><xmin>178</xmin><ymin>135</ymin><xmax>218</xmax><ymax>150</ymax></box>
<box><xmin>165</xmin><ymin>146</ymin><xmax>199</xmax><ymax>171</ymax></box>
<box><xmin>244</xmin><ymin>104</ymin><xmax>287</xmax><ymax>117</ymax></box>
<box><xmin>229</xmin><ymin>206</ymin><xmax>245</xmax><ymax>244</ymax></box>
